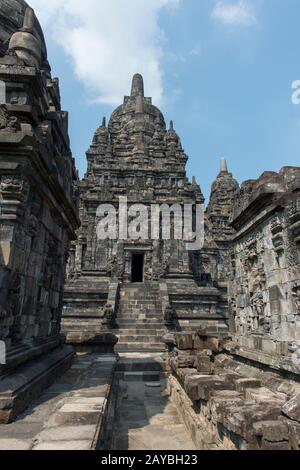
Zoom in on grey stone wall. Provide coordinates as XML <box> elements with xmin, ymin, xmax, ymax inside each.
<box><xmin>228</xmin><ymin>168</ymin><xmax>300</xmax><ymax>370</ymax></box>
<box><xmin>0</xmin><ymin>6</ymin><xmax>79</xmax><ymax>376</ymax></box>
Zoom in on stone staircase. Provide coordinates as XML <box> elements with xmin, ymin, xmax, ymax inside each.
<box><xmin>113</xmin><ymin>283</ymin><xmax>166</xmax><ymax>352</ymax></box>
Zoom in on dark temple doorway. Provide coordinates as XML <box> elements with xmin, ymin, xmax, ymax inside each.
<box><xmin>131</xmin><ymin>254</ymin><xmax>144</xmax><ymax>283</ymax></box>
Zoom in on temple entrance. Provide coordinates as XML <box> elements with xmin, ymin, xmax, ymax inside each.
<box><xmin>131</xmin><ymin>253</ymin><xmax>144</xmax><ymax>283</ymax></box>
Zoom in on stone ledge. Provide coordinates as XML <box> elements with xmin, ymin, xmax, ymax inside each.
<box><xmin>224</xmin><ymin>342</ymin><xmax>300</xmax><ymax>376</ymax></box>
<box><xmin>0</xmin><ymin>345</ymin><xmax>75</xmax><ymax>424</ymax></box>
<box><xmin>0</xmin><ymin>336</ymin><xmax>62</xmax><ymax>375</ymax></box>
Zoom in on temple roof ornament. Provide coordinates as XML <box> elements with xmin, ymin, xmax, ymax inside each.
<box><xmin>135</xmin><ymin>94</ymin><xmax>144</xmax><ymax>114</ymax></box>
<box><xmin>207</xmin><ymin>158</ymin><xmax>239</xmax><ymax>239</ymax></box>
<box><xmin>8</xmin><ymin>7</ymin><xmax>42</xmax><ymax>68</ymax></box>
<box><xmin>85</xmin><ymin>74</ymin><xmax>192</xmax><ymax>177</ymax></box>
<box><xmin>220</xmin><ymin>157</ymin><xmax>228</xmax><ymax>174</ymax></box>
<box><xmin>131</xmin><ymin>73</ymin><xmax>145</xmax><ymax>98</ymax></box>
<box><xmin>166</xmin><ymin>120</ymin><xmax>180</xmax><ymax>144</ymax></box>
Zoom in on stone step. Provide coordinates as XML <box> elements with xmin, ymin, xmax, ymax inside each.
<box><xmin>120</xmin><ymin>285</ymin><xmax>160</xmax><ymax>291</ymax></box>
<box><xmin>120</xmin><ymin>371</ymin><xmax>162</xmax><ymax>382</ymax></box>
<box><xmin>121</xmin><ymin>296</ymin><xmax>160</xmax><ymax>300</ymax></box>
<box><xmin>121</xmin><ymin>301</ymin><xmax>160</xmax><ymax>305</ymax></box>
<box><xmin>119</xmin><ymin>306</ymin><xmax>160</xmax><ymax>310</ymax></box>
<box><xmin>117</xmin><ymin>334</ymin><xmax>163</xmax><ymax>343</ymax></box>
<box><xmin>119</xmin><ymin>302</ymin><xmax>161</xmax><ymax>310</ymax></box>
<box><xmin>120</xmin><ymin>300</ymin><xmax>160</xmax><ymax>305</ymax></box>
<box><xmin>117</xmin><ymin>323</ymin><xmax>164</xmax><ymax>329</ymax></box>
<box><xmin>121</xmin><ymin>287</ymin><xmax>160</xmax><ymax>291</ymax></box>
<box><xmin>117</xmin><ymin>318</ymin><xmax>163</xmax><ymax>324</ymax></box>
<box><xmin>113</xmin><ymin>328</ymin><xmax>165</xmax><ymax>335</ymax></box>
<box><xmin>117</xmin><ymin>313</ymin><xmax>162</xmax><ymax>322</ymax></box>
<box><xmin>116</xmin><ymin>358</ymin><xmax>166</xmax><ymax>372</ymax></box>
<box><xmin>115</xmin><ymin>343</ymin><xmax>165</xmax><ymax>352</ymax></box>
<box><xmin>118</xmin><ymin>311</ymin><xmax>161</xmax><ymax>317</ymax></box>
<box><xmin>119</xmin><ymin>302</ymin><xmax>159</xmax><ymax>305</ymax></box>
<box><xmin>118</xmin><ymin>312</ymin><xmax>161</xmax><ymax>316</ymax></box>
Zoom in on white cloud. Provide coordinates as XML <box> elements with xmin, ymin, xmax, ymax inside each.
<box><xmin>211</xmin><ymin>1</ymin><xmax>256</xmax><ymax>26</ymax></box>
<box><xmin>29</xmin><ymin>0</ymin><xmax>179</xmax><ymax>106</ymax></box>
<box><xmin>189</xmin><ymin>45</ymin><xmax>202</xmax><ymax>57</ymax></box>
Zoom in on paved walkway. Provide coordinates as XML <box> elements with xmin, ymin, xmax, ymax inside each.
<box><xmin>113</xmin><ymin>374</ymin><xmax>196</xmax><ymax>450</ymax></box>
<box><xmin>0</xmin><ymin>354</ymin><xmax>116</xmax><ymax>450</ymax></box>
<box><xmin>0</xmin><ymin>352</ymin><xmax>196</xmax><ymax>451</ymax></box>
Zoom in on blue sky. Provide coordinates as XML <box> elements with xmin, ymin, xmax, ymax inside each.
<box><xmin>30</xmin><ymin>0</ymin><xmax>300</xmax><ymax>201</ymax></box>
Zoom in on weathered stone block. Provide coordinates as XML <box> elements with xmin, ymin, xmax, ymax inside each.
<box><xmin>245</xmin><ymin>387</ymin><xmax>286</xmax><ymax>406</ymax></box>
<box><xmin>195</xmin><ymin>351</ymin><xmax>213</xmax><ymax>374</ymax></box>
<box><xmin>184</xmin><ymin>374</ymin><xmax>212</xmax><ymax>401</ymax></box>
<box><xmin>236</xmin><ymin>378</ymin><xmax>261</xmax><ymax>392</ymax></box>
<box><xmin>175</xmin><ymin>333</ymin><xmax>193</xmax><ymax>351</ymax></box>
<box><xmin>177</xmin><ymin>351</ymin><xmax>196</xmax><ymax>369</ymax></box>
<box><xmin>193</xmin><ymin>335</ymin><xmax>205</xmax><ymax>350</ymax></box>
<box><xmin>282</xmin><ymin>394</ymin><xmax>300</xmax><ymax>423</ymax></box>
<box><xmin>204</xmin><ymin>337</ymin><xmax>220</xmax><ymax>353</ymax></box>
<box><xmin>163</xmin><ymin>333</ymin><xmax>176</xmax><ymax>350</ymax></box>
<box><xmin>253</xmin><ymin>420</ymin><xmax>289</xmax><ymax>444</ymax></box>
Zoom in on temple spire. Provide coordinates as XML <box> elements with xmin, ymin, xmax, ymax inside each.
<box><xmin>101</xmin><ymin>116</ymin><xmax>106</xmax><ymax>128</ymax></box>
<box><xmin>220</xmin><ymin>157</ymin><xmax>228</xmax><ymax>174</ymax></box>
<box><xmin>131</xmin><ymin>73</ymin><xmax>144</xmax><ymax>98</ymax></box>
<box><xmin>135</xmin><ymin>94</ymin><xmax>144</xmax><ymax>114</ymax></box>
<box><xmin>8</xmin><ymin>6</ymin><xmax>41</xmax><ymax>67</ymax></box>
<box><xmin>22</xmin><ymin>7</ymin><xmax>35</xmax><ymax>32</ymax></box>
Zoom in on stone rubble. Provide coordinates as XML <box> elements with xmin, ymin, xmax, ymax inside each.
<box><xmin>164</xmin><ymin>330</ymin><xmax>300</xmax><ymax>450</ymax></box>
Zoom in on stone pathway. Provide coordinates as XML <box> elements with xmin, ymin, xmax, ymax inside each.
<box><xmin>112</xmin><ymin>374</ymin><xmax>196</xmax><ymax>450</ymax></box>
<box><xmin>0</xmin><ymin>354</ymin><xmax>117</xmax><ymax>450</ymax></box>
<box><xmin>0</xmin><ymin>351</ymin><xmax>196</xmax><ymax>451</ymax></box>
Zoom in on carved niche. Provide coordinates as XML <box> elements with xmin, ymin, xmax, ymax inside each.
<box><xmin>0</xmin><ymin>105</ymin><xmax>20</xmax><ymax>132</ymax></box>
<box><xmin>292</xmin><ymin>283</ymin><xmax>300</xmax><ymax>315</ymax></box>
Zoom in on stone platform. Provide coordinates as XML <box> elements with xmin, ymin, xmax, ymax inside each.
<box><xmin>0</xmin><ymin>344</ymin><xmax>75</xmax><ymax>424</ymax></box>
<box><xmin>0</xmin><ymin>354</ymin><xmax>117</xmax><ymax>450</ymax></box>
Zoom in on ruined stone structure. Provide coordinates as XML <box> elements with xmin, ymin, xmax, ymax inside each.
<box><xmin>228</xmin><ymin>167</ymin><xmax>300</xmax><ymax>371</ymax></box>
<box><xmin>163</xmin><ymin>168</ymin><xmax>300</xmax><ymax>450</ymax></box>
<box><xmin>62</xmin><ymin>75</ymin><xmax>231</xmax><ymax>351</ymax></box>
<box><xmin>165</xmin><ymin>329</ymin><xmax>300</xmax><ymax>450</ymax></box>
<box><xmin>0</xmin><ymin>2</ymin><xmax>79</xmax><ymax>423</ymax></box>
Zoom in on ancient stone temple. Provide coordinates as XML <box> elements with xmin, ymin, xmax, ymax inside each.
<box><xmin>0</xmin><ymin>2</ymin><xmax>79</xmax><ymax>423</ymax></box>
<box><xmin>62</xmin><ymin>74</ymin><xmax>231</xmax><ymax>351</ymax></box>
<box><xmin>0</xmin><ymin>0</ymin><xmax>300</xmax><ymax>453</ymax></box>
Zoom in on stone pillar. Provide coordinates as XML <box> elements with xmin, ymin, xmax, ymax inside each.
<box><xmin>0</xmin><ymin>80</ymin><xmax>5</xmax><ymax>104</ymax></box>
